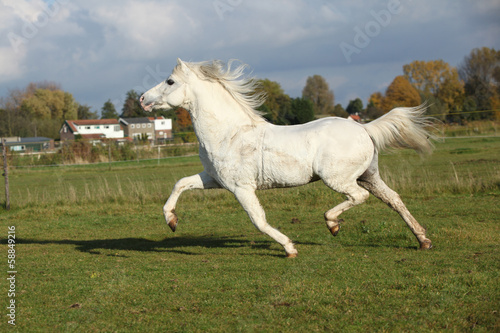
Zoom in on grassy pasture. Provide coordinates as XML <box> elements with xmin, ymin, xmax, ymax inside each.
<box><xmin>0</xmin><ymin>136</ymin><xmax>499</xmax><ymax>332</ymax></box>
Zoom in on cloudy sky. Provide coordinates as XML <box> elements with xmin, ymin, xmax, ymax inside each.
<box><xmin>1</xmin><ymin>0</ymin><xmax>499</xmax><ymax>114</ymax></box>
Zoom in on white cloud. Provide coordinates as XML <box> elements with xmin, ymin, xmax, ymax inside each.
<box><xmin>0</xmin><ymin>47</ymin><xmax>27</xmax><ymax>82</ymax></box>
<box><xmin>0</xmin><ymin>0</ymin><xmax>499</xmax><ymax>112</ymax></box>
<box><xmin>1</xmin><ymin>0</ymin><xmax>47</xmax><ymax>22</ymax></box>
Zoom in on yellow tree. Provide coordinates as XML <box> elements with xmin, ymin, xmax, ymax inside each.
<box><xmin>368</xmin><ymin>92</ymin><xmax>384</xmax><ymax>109</ymax></box>
<box><xmin>403</xmin><ymin>59</ymin><xmax>464</xmax><ymax>112</ymax></box>
<box><xmin>175</xmin><ymin>107</ymin><xmax>192</xmax><ymax>130</ymax></box>
<box><xmin>381</xmin><ymin>76</ymin><xmax>421</xmax><ymax>111</ymax></box>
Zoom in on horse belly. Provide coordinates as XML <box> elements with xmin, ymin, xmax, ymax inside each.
<box><xmin>260</xmin><ymin>143</ymin><xmax>316</xmax><ymax>189</ymax></box>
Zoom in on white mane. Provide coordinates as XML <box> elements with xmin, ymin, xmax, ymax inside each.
<box><xmin>176</xmin><ymin>60</ymin><xmax>267</xmax><ymax>124</ymax></box>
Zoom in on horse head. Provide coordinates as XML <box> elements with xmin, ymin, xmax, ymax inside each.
<box><xmin>140</xmin><ymin>58</ymin><xmax>192</xmax><ymax>112</ymax></box>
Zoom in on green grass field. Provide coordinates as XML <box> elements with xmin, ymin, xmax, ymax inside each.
<box><xmin>1</xmin><ymin>136</ymin><xmax>499</xmax><ymax>332</ymax></box>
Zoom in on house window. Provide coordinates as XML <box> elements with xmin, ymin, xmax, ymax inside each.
<box><xmin>104</xmin><ymin>126</ymin><xmax>109</xmax><ymax>129</ymax></box>
<box><xmin>131</xmin><ymin>124</ymin><xmax>135</xmax><ymax>129</ymax></box>
<box><xmin>64</xmin><ymin>126</ymin><xmax>67</xmax><ymax>133</ymax></box>
<box><xmin>85</xmin><ymin>126</ymin><xmax>91</xmax><ymax>130</ymax></box>
<box><xmin>161</xmin><ymin>121</ymin><xmax>165</xmax><ymax>125</ymax></box>
<box><xmin>148</xmin><ymin>123</ymin><xmax>152</xmax><ymax>128</ymax></box>
<box><xmin>114</xmin><ymin>125</ymin><xmax>120</xmax><ymax>131</ymax></box>
<box><xmin>11</xmin><ymin>145</ymin><xmax>25</xmax><ymax>152</ymax></box>
<box><xmin>142</xmin><ymin>124</ymin><xmax>146</xmax><ymax>128</ymax></box>
<box><xmin>95</xmin><ymin>126</ymin><xmax>100</xmax><ymax>129</ymax></box>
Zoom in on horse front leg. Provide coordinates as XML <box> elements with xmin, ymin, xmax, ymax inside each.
<box><xmin>233</xmin><ymin>187</ymin><xmax>298</xmax><ymax>258</ymax></box>
<box><xmin>163</xmin><ymin>171</ymin><xmax>221</xmax><ymax>232</ymax></box>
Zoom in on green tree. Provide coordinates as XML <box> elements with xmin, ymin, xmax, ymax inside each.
<box><xmin>121</xmin><ymin>90</ymin><xmax>145</xmax><ymax>118</ymax></box>
<box><xmin>101</xmin><ymin>99</ymin><xmax>119</xmax><ymax>119</ymax></box>
<box><xmin>302</xmin><ymin>75</ymin><xmax>334</xmax><ymax>115</ymax></box>
<box><xmin>459</xmin><ymin>47</ymin><xmax>500</xmax><ymax>119</ymax></box>
<box><xmin>365</xmin><ymin>102</ymin><xmax>384</xmax><ymax>120</ymax></box>
<box><xmin>346</xmin><ymin>98</ymin><xmax>363</xmax><ymax>115</ymax></box>
<box><xmin>77</xmin><ymin>104</ymin><xmax>98</xmax><ymax>120</ymax></box>
<box><xmin>256</xmin><ymin>79</ymin><xmax>291</xmax><ymax>124</ymax></box>
<box><xmin>287</xmin><ymin>98</ymin><xmax>314</xmax><ymax>124</ymax></box>
<box><xmin>332</xmin><ymin>104</ymin><xmax>348</xmax><ymax>117</ymax></box>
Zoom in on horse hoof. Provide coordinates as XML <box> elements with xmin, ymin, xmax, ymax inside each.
<box><xmin>419</xmin><ymin>240</ymin><xmax>432</xmax><ymax>250</ymax></box>
<box><xmin>286</xmin><ymin>252</ymin><xmax>297</xmax><ymax>258</ymax></box>
<box><xmin>168</xmin><ymin>220</ymin><xmax>177</xmax><ymax>232</ymax></box>
<box><xmin>329</xmin><ymin>224</ymin><xmax>341</xmax><ymax>237</ymax></box>
<box><xmin>167</xmin><ymin>210</ymin><xmax>178</xmax><ymax>232</ymax></box>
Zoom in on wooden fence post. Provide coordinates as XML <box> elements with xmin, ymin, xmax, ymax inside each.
<box><xmin>2</xmin><ymin>139</ymin><xmax>10</xmax><ymax>210</ymax></box>
<box><xmin>108</xmin><ymin>143</ymin><xmax>112</xmax><ymax>171</ymax></box>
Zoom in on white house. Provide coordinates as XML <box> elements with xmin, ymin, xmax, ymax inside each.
<box><xmin>153</xmin><ymin>117</ymin><xmax>173</xmax><ymax>143</ymax></box>
<box><xmin>60</xmin><ymin>119</ymin><xmax>124</xmax><ymax>141</ymax></box>
<box><xmin>61</xmin><ymin>117</ymin><xmax>173</xmax><ymax>143</ymax></box>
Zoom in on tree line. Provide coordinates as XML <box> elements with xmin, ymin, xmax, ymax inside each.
<box><xmin>0</xmin><ymin>47</ymin><xmax>498</xmax><ymax>140</ymax></box>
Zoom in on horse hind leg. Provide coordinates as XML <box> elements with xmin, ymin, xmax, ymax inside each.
<box><xmin>357</xmin><ymin>174</ymin><xmax>432</xmax><ymax>250</ymax></box>
<box><xmin>323</xmin><ymin>182</ymin><xmax>370</xmax><ymax>237</ymax></box>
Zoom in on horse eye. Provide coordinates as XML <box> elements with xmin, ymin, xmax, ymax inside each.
<box><xmin>166</xmin><ymin>79</ymin><xmax>174</xmax><ymax>85</ymax></box>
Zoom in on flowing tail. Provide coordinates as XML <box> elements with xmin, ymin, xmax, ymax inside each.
<box><xmin>363</xmin><ymin>104</ymin><xmax>435</xmax><ymax>155</ymax></box>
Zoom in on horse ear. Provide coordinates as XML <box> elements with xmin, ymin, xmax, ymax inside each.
<box><xmin>177</xmin><ymin>58</ymin><xmax>190</xmax><ymax>75</ymax></box>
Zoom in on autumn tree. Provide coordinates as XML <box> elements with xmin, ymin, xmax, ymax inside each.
<box><xmin>101</xmin><ymin>99</ymin><xmax>119</xmax><ymax>119</ymax></box>
<box><xmin>175</xmin><ymin>107</ymin><xmax>193</xmax><ymax>130</ymax></box>
<box><xmin>403</xmin><ymin>59</ymin><xmax>464</xmax><ymax>114</ymax></box>
<box><xmin>459</xmin><ymin>47</ymin><xmax>500</xmax><ymax>119</ymax></box>
<box><xmin>381</xmin><ymin>76</ymin><xmax>421</xmax><ymax>111</ymax></box>
<box><xmin>20</xmin><ymin>89</ymin><xmax>78</xmax><ymax>120</ymax></box>
<box><xmin>368</xmin><ymin>92</ymin><xmax>384</xmax><ymax>110</ymax></box>
<box><xmin>302</xmin><ymin>75</ymin><xmax>334</xmax><ymax>115</ymax></box>
<box><xmin>0</xmin><ymin>82</ymin><xmax>80</xmax><ymax>138</ymax></box>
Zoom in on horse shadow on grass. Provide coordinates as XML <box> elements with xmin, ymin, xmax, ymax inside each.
<box><xmin>16</xmin><ymin>235</ymin><xmax>321</xmax><ymax>258</ymax></box>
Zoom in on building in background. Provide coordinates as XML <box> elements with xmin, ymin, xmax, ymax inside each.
<box><xmin>60</xmin><ymin>117</ymin><xmax>173</xmax><ymax>144</ymax></box>
<box><xmin>60</xmin><ymin>119</ymin><xmax>124</xmax><ymax>141</ymax></box>
<box><xmin>119</xmin><ymin>118</ymin><xmax>154</xmax><ymax>141</ymax></box>
<box><xmin>1</xmin><ymin>137</ymin><xmax>54</xmax><ymax>152</ymax></box>
<box><xmin>152</xmin><ymin>117</ymin><xmax>173</xmax><ymax>143</ymax></box>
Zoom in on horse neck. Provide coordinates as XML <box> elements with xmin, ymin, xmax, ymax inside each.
<box><xmin>190</xmin><ymin>82</ymin><xmax>261</xmax><ymax>145</ymax></box>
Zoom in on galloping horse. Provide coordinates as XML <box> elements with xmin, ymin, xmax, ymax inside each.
<box><xmin>140</xmin><ymin>59</ymin><xmax>434</xmax><ymax>257</ymax></box>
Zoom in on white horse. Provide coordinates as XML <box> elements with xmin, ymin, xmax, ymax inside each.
<box><xmin>140</xmin><ymin>59</ymin><xmax>434</xmax><ymax>257</ymax></box>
